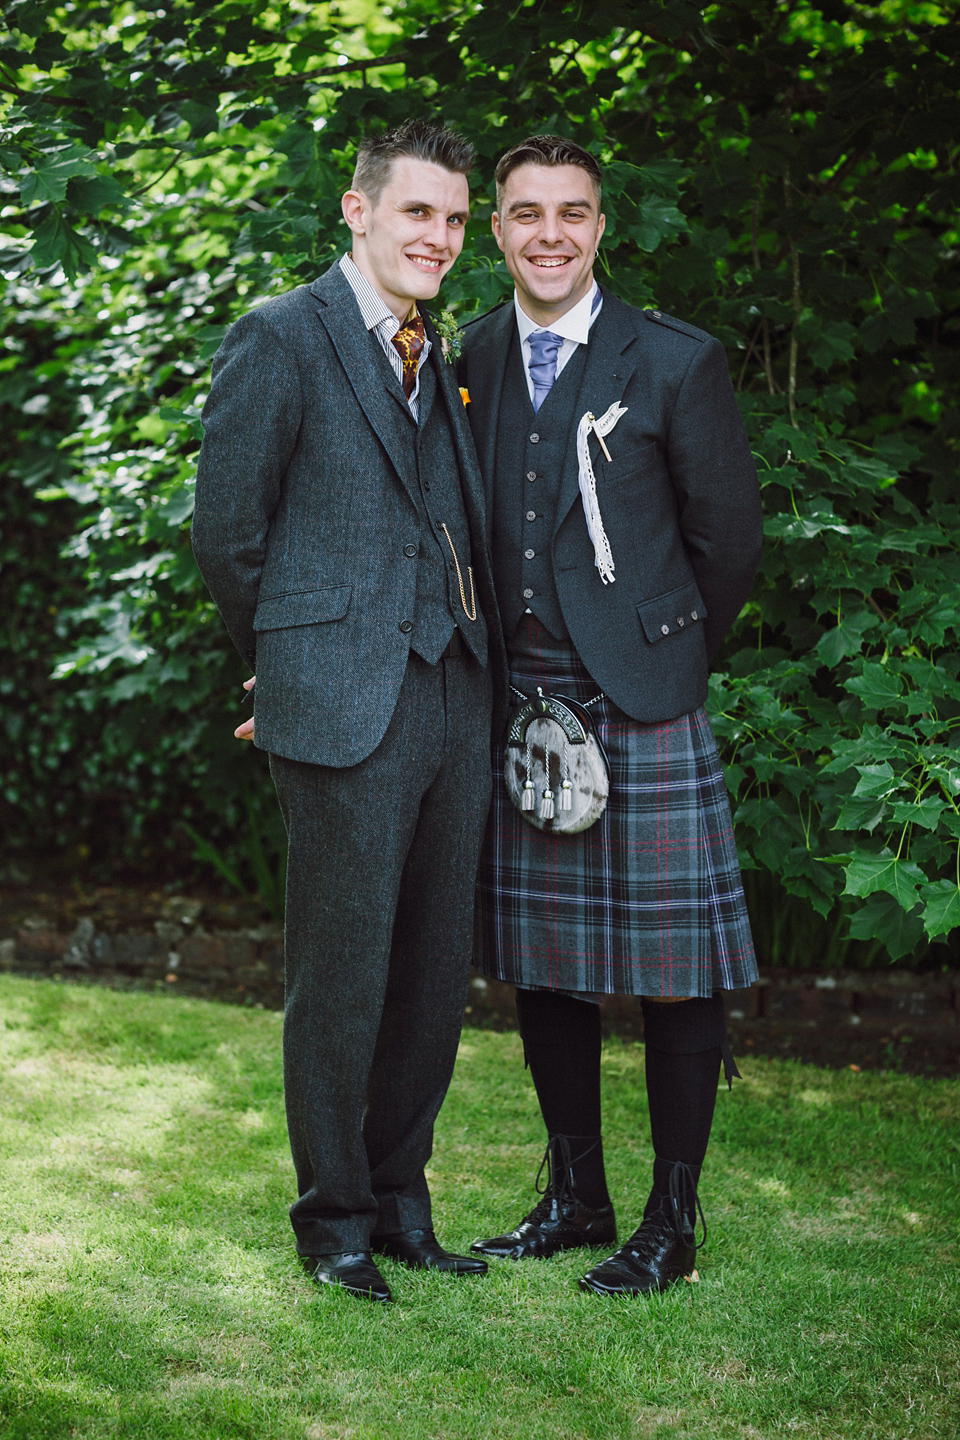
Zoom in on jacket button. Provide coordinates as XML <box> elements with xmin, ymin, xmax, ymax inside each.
<box><xmin>660</xmin><ymin>623</ymin><xmax>670</xmax><ymax>635</ymax></box>
<box><xmin>399</xmin><ymin>620</ymin><xmax>413</xmax><ymax>634</ymax></box>
<box><xmin>526</xmin><ymin>471</ymin><xmax>537</xmax><ymax>482</ymax></box>
<box><xmin>691</xmin><ymin>609</ymin><xmax>698</xmax><ymax>620</ymax></box>
<box><xmin>403</xmin><ymin>544</ymin><xmax>418</xmax><ymax>557</ymax></box>
<box><xmin>524</xmin><ymin>548</ymin><xmax>535</xmax><ymax>559</ymax></box>
<box><xmin>677</xmin><ymin>616</ymin><xmax>684</xmax><ymax>626</ymax></box>
<box><xmin>523</xmin><ymin>588</ymin><xmax>534</xmax><ymax>600</ymax></box>
<box><xmin>526</xmin><ymin>510</ymin><xmax>537</xmax><ymax>521</ymax></box>
<box><xmin>529</xmin><ymin>433</ymin><xmax>540</xmax><ymax>443</ymax></box>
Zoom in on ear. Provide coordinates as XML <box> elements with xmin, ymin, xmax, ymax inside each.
<box><xmin>491</xmin><ymin>211</ymin><xmax>506</xmax><ymax>253</ymax></box>
<box><xmin>596</xmin><ymin>211</ymin><xmax>606</xmax><ymax>245</ymax></box>
<box><xmin>342</xmin><ymin>189</ymin><xmax>368</xmax><ymax>237</ymax></box>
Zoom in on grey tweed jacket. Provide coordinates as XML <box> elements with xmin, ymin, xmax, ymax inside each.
<box><xmin>457</xmin><ymin>289</ymin><xmax>763</xmax><ymax>722</ymax></box>
<box><xmin>192</xmin><ymin>262</ymin><xmax>506</xmax><ymax>768</ymax></box>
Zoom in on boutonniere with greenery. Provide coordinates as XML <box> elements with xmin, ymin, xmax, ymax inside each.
<box><xmin>433</xmin><ymin>310</ymin><xmax>465</xmax><ymax>363</ymax></box>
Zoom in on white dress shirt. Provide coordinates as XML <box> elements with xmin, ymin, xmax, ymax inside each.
<box><xmin>339</xmin><ymin>253</ymin><xmax>432</xmax><ymax>421</ymax></box>
<box><xmin>514</xmin><ymin>280</ymin><xmax>603</xmax><ymax>404</ymax></box>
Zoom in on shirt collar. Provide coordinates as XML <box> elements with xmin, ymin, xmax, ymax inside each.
<box><xmin>339</xmin><ymin>253</ymin><xmax>418</xmax><ymax>333</ymax></box>
<box><xmin>514</xmin><ymin>280</ymin><xmax>600</xmax><ymax>345</ymax></box>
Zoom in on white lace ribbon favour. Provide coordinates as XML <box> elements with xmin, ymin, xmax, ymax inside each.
<box><xmin>576</xmin><ymin>401</ymin><xmax>627</xmax><ymax>585</ymax></box>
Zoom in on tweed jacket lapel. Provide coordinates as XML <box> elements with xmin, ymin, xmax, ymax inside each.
<box><xmin>309</xmin><ymin>265</ymin><xmax>419</xmax><ymax>506</ymax></box>
<box><xmin>422</xmin><ymin>307</ymin><xmax>489</xmax><ymax>531</ymax></box>
<box><xmin>464</xmin><ymin>301</ymin><xmax>515</xmax><ymax>519</ymax></box>
<box><xmin>554</xmin><ymin>288</ymin><xmax>641</xmax><ymax>533</ymax></box>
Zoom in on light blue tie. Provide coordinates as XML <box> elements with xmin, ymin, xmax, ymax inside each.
<box><xmin>527</xmin><ymin>329</ymin><xmax>564</xmax><ymax>413</ymax></box>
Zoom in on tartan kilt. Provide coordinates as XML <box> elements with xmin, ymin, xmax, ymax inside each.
<box><xmin>476</xmin><ymin>616</ymin><xmax>758</xmax><ymax>998</ymax></box>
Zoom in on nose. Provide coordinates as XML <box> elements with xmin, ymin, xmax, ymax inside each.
<box><xmin>537</xmin><ymin>209</ymin><xmax>564</xmax><ymax>246</ymax></box>
<box><xmin>421</xmin><ymin>213</ymin><xmax>450</xmax><ymax>251</ymax></box>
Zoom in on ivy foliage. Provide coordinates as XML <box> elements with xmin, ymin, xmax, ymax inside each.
<box><xmin>1</xmin><ymin>0</ymin><xmax>957</xmax><ymax>961</ymax></box>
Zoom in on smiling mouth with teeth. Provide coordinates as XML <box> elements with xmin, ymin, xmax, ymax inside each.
<box><xmin>408</xmin><ymin>255</ymin><xmax>442</xmax><ymax>269</ymax></box>
<box><xmin>529</xmin><ymin>256</ymin><xmax>572</xmax><ymax>267</ymax></box>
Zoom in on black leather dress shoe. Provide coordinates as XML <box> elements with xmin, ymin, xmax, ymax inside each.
<box><xmin>579</xmin><ymin>1217</ymin><xmax>696</xmax><ymax>1296</ymax></box>
<box><xmin>301</xmin><ymin>1251</ymin><xmax>392</xmax><ymax>1302</ymax></box>
<box><xmin>372</xmin><ymin>1228</ymin><xmax>487</xmax><ymax>1274</ymax></box>
<box><xmin>471</xmin><ymin>1195</ymin><xmax>617</xmax><ymax>1261</ymax></box>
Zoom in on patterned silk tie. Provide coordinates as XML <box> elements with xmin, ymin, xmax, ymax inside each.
<box><xmin>527</xmin><ymin>329</ymin><xmax>565</xmax><ymax>412</ymax></box>
<box><xmin>391</xmin><ymin>312</ymin><xmax>427</xmax><ymax>399</ymax></box>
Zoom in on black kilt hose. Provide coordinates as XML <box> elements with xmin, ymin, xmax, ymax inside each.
<box><xmin>477</xmin><ymin>616</ymin><xmax>758</xmax><ymax>1000</ymax></box>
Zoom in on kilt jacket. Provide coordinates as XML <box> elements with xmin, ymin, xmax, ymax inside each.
<box><xmin>456</xmin><ymin>288</ymin><xmax>763</xmax><ymax>724</ymax></box>
<box><xmin>192</xmin><ymin>261</ymin><xmax>507</xmax><ymax>768</ymax></box>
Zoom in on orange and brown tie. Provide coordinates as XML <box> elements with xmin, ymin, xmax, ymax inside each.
<box><xmin>391</xmin><ymin>312</ymin><xmax>426</xmax><ymax>399</ymax></box>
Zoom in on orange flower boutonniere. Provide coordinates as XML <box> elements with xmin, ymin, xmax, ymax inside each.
<box><xmin>459</xmin><ymin>387</ymin><xmax>471</xmax><ymax>407</ymax></box>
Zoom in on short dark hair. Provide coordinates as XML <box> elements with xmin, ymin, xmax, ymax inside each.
<box><xmin>351</xmin><ymin>120</ymin><xmax>474</xmax><ymax>206</ymax></box>
<box><xmin>494</xmin><ymin>134</ymin><xmax>603</xmax><ymax>211</ymax></box>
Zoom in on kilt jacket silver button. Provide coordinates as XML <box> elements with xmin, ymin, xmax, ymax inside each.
<box><xmin>677</xmin><ymin>616</ymin><xmax>684</xmax><ymax>626</ymax></box>
<box><xmin>660</xmin><ymin>623</ymin><xmax>670</xmax><ymax>635</ymax></box>
<box><xmin>691</xmin><ymin>609</ymin><xmax>698</xmax><ymax>620</ymax></box>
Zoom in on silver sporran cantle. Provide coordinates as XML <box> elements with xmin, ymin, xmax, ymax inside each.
<box><xmin>504</xmin><ymin>688</ymin><xmax>609</xmax><ymax>834</ymax></box>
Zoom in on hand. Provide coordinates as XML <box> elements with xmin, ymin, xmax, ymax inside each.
<box><xmin>234</xmin><ymin>676</ymin><xmax>255</xmax><ymax>741</ymax></box>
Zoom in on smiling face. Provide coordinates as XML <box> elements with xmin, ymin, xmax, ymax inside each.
<box><xmin>341</xmin><ymin>155</ymin><xmax>470</xmax><ymax>320</ymax></box>
<box><xmin>492</xmin><ymin>162</ymin><xmax>605</xmax><ymax>326</ymax></box>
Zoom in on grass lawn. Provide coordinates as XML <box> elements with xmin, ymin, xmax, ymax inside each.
<box><xmin>0</xmin><ymin>975</ymin><xmax>957</xmax><ymax>1440</ymax></box>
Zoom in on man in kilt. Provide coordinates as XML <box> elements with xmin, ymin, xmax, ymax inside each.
<box><xmin>456</xmin><ymin>136</ymin><xmax>763</xmax><ymax>1296</ymax></box>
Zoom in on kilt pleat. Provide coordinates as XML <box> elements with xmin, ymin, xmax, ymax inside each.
<box><xmin>476</xmin><ymin>616</ymin><xmax>758</xmax><ymax>998</ymax></box>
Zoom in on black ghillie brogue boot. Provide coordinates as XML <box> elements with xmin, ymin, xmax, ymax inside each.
<box><xmin>471</xmin><ymin>1134</ymin><xmax>617</xmax><ymax>1261</ymax></box>
<box><xmin>580</xmin><ymin>1161</ymin><xmax>704</xmax><ymax>1297</ymax></box>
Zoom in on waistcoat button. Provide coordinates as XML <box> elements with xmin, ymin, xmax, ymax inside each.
<box><xmin>403</xmin><ymin>544</ymin><xmax>418</xmax><ymax>557</ymax></box>
<box><xmin>526</xmin><ymin>471</ymin><xmax>537</xmax><ymax>482</ymax></box>
<box><xmin>529</xmin><ymin>433</ymin><xmax>540</xmax><ymax>443</ymax></box>
<box><xmin>524</xmin><ymin>548</ymin><xmax>535</xmax><ymax>560</ymax></box>
<box><xmin>399</xmin><ymin>620</ymin><xmax>413</xmax><ymax>634</ymax></box>
<box><xmin>526</xmin><ymin>510</ymin><xmax>536</xmax><ymax>521</ymax></box>
<box><xmin>523</xmin><ymin>588</ymin><xmax>534</xmax><ymax>600</ymax></box>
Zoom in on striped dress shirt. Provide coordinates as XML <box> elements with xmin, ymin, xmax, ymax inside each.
<box><xmin>339</xmin><ymin>253</ymin><xmax>432</xmax><ymax>421</ymax></box>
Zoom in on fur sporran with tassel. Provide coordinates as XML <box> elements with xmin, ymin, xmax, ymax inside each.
<box><xmin>504</xmin><ymin>688</ymin><xmax>609</xmax><ymax>835</ymax></box>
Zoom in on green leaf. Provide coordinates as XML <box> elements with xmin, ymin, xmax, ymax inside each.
<box><xmin>919</xmin><ymin>880</ymin><xmax>960</xmax><ymax>940</ymax></box>
<box><xmin>834</xmin><ymin>795</ymin><xmax>888</xmax><ymax>833</ymax></box>
<box><xmin>29</xmin><ymin>210</ymin><xmax>98</xmax><ymax>279</ymax></box>
<box><xmin>843</xmin><ymin>663</ymin><xmax>904</xmax><ymax>711</ymax></box>
<box><xmin>20</xmin><ymin>145</ymin><xmax>97</xmax><ymax>206</ymax></box>
<box><xmin>67</xmin><ymin>175</ymin><xmax>127</xmax><ymax>213</ymax></box>
<box><xmin>842</xmin><ymin>852</ymin><xmax>927</xmax><ymax>908</ymax></box>
<box><xmin>851</xmin><ymin>763</ymin><xmax>897</xmax><ymax>800</ymax></box>
<box><xmin>847</xmin><ymin>893</ymin><xmax>924</xmax><ymax>962</ymax></box>
<box><xmin>889</xmin><ymin>797</ymin><xmax>948</xmax><ymax>831</ymax></box>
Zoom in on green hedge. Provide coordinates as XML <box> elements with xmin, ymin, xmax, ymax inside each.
<box><xmin>1</xmin><ymin>0</ymin><xmax>957</xmax><ymax>964</ymax></box>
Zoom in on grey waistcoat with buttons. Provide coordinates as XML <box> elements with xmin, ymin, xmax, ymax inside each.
<box><xmin>396</xmin><ymin>350</ymin><xmax>486</xmax><ymax>666</ymax></box>
<box><xmin>457</xmin><ymin>287</ymin><xmax>763</xmax><ymax>725</ymax></box>
<box><xmin>491</xmin><ymin>325</ymin><xmax>589</xmax><ymax>641</ymax></box>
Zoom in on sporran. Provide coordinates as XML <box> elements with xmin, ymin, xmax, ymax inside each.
<box><xmin>504</xmin><ymin>687</ymin><xmax>609</xmax><ymax>834</ymax></box>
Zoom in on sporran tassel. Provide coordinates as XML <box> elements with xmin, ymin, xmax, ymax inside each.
<box><xmin>540</xmin><ymin>788</ymin><xmax>555</xmax><ymax>821</ymax></box>
<box><xmin>560</xmin><ymin>780</ymin><xmax>573</xmax><ymax>811</ymax></box>
<box><xmin>521</xmin><ymin>781</ymin><xmax>535</xmax><ymax>812</ymax></box>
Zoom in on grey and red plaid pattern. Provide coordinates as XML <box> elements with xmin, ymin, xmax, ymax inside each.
<box><xmin>477</xmin><ymin>616</ymin><xmax>758</xmax><ymax>998</ymax></box>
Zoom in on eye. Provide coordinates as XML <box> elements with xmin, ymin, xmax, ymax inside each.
<box><xmin>448</xmin><ymin>216</ymin><xmax>465</xmax><ymax>228</ymax></box>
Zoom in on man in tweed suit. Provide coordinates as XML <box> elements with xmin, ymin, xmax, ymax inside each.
<box><xmin>192</xmin><ymin>121</ymin><xmax>505</xmax><ymax>1303</ymax></box>
<box><xmin>458</xmin><ymin>136</ymin><xmax>762</xmax><ymax>1295</ymax></box>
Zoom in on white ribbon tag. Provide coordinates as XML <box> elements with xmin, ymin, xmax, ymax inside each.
<box><xmin>576</xmin><ymin>401</ymin><xmax>627</xmax><ymax>585</ymax></box>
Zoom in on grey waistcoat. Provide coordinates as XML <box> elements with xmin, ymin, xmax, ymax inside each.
<box><xmin>399</xmin><ymin>350</ymin><xmax>487</xmax><ymax>665</ymax></box>
<box><xmin>491</xmin><ymin>327</ymin><xmax>589</xmax><ymax>641</ymax></box>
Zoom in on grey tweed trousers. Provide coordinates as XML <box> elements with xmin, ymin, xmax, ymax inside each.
<box><xmin>269</xmin><ymin>649</ymin><xmax>492</xmax><ymax>1257</ymax></box>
